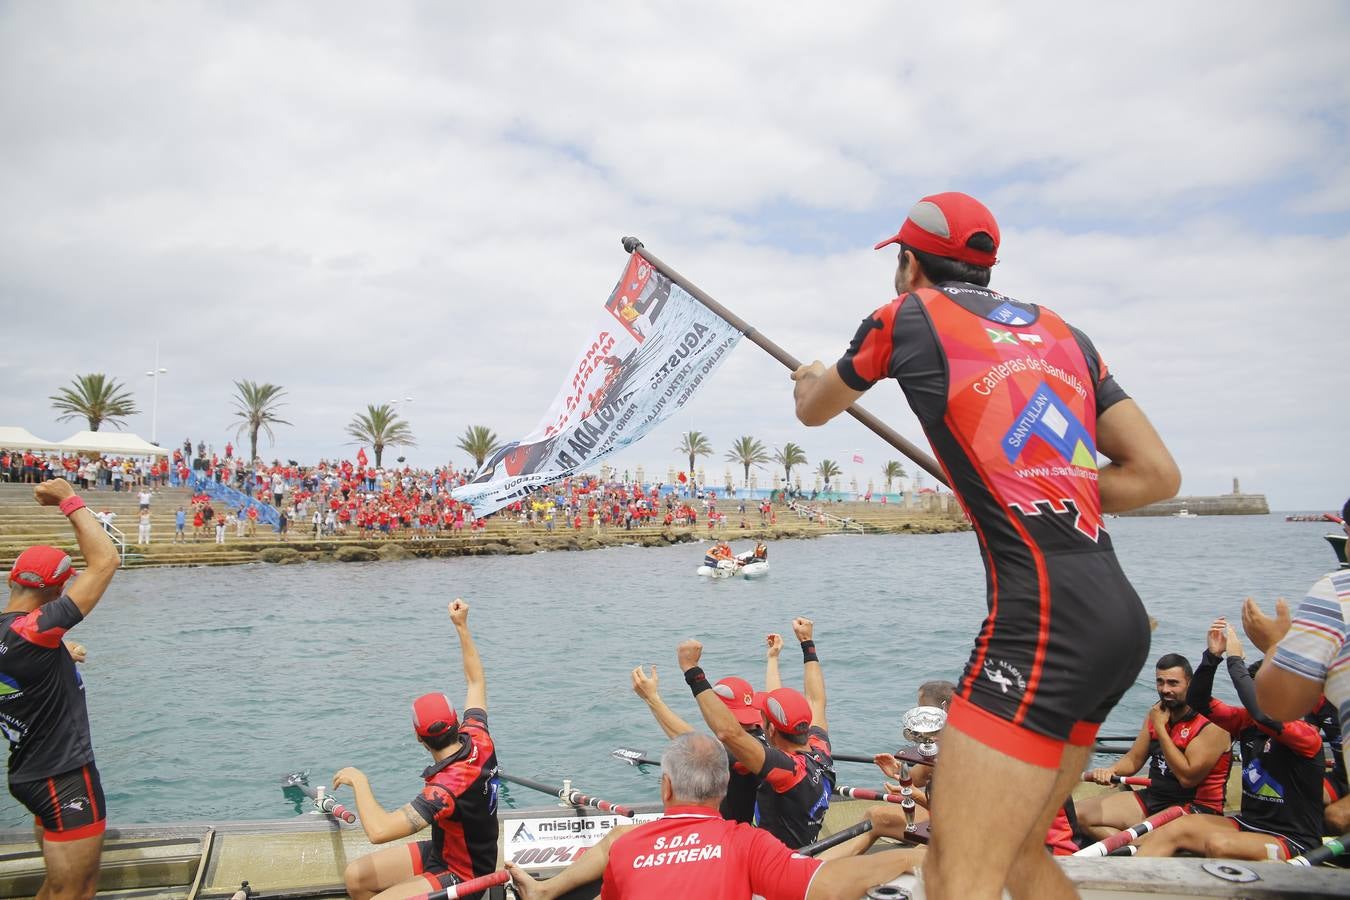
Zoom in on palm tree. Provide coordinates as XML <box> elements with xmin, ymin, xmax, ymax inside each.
<box><xmin>676</xmin><ymin>431</ymin><xmax>712</xmax><ymax>478</ymax></box>
<box><xmin>230</xmin><ymin>381</ymin><xmax>292</xmax><ymax>462</ymax></box>
<box><xmin>816</xmin><ymin>459</ymin><xmax>841</xmax><ymax>491</ymax></box>
<box><xmin>457</xmin><ymin>425</ymin><xmax>502</xmax><ymax>471</ymax></box>
<box><xmin>346</xmin><ymin>404</ymin><xmax>417</xmax><ymax>468</ymax></box>
<box><xmin>773</xmin><ymin>443</ymin><xmax>808</xmax><ymax>484</ymax></box>
<box><xmin>724</xmin><ymin>436</ymin><xmax>770</xmax><ymax>486</ymax></box>
<box><xmin>50</xmin><ymin>373</ymin><xmax>138</xmax><ymax>432</ymax></box>
<box><xmin>882</xmin><ymin>460</ymin><xmax>907</xmax><ymax>493</ymax></box>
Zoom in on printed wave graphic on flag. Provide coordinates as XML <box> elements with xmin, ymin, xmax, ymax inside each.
<box><xmin>0</xmin><ymin>673</ymin><xmax>21</xmax><ymax>696</ymax></box>
<box><xmin>1001</xmin><ymin>382</ymin><xmax>1097</xmax><ymax>469</ymax></box>
<box><xmin>451</xmin><ymin>252</ymin><xmax>742</xmax><ymax>518</ymax></box>
<box><xmin>1244</xmin><ymin>760</ymin><xmax>1285</xmax><ymax>801</ymax></box>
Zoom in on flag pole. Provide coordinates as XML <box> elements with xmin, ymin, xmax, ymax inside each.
<box><xmin>621</xmin><ymin>237</ymin><xmax>950</xmax><ymax>487</ymax></box>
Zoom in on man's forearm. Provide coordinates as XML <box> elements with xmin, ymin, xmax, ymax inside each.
<box><xmin>642</xmin><ymin>695</ymin><xmax>694</xmax><ymax>739</ymax></box>
<box><xmin>70</xmin><ymin>506</ymin><xmax>119</xmax><ymax>571</ymax></box>
<box><xmin>457</xmin><ymin>623</ymin><xmax>485</xmax><ymax>690</ymax></box>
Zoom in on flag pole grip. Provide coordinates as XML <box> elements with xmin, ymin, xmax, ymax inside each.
<box><xmin>622</xmin><ymin>238</ymin><xmax>949</xmax><ymax>487</ymax></box>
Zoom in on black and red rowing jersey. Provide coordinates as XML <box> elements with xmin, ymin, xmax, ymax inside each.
<box><xmin>1141</xmin><ymin>709</ymin><xmax>1231</xmax><ymax>815</ymax></box>
<box><xmin>724</xmin><ymin>730</ymin><xmax>767</xmax><ymax>824</ymax></box>
<box><xmin>0</xmin><ymin>596</ymin><xmax>94</xmax><ymax>781</ymax></box>
<box><xmin>837</xmin><ymin>283</ymin><xmax>1150</xmax><ymax>764</ymax></box>
<box><xmin>754</xmin><ymin>727</ymin><xmax>833</xmax><ymax>848</ymax></box>
<box><xmin>408</xmin><ymin>708</ymin><xmax>500</xmax><ymax>884</ymax></box>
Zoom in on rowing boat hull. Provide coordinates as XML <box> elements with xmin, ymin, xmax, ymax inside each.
<box><xmin>2</xmin><ymin>800</ymin><xmax>1346</xmax><ymax>898</ymax></box>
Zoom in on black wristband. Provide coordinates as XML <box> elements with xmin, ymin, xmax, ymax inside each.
<box><xmin>801</xmin><ymin>640</ymin><xmax>818</xmax><ymax>663</ymax></box>
<box><xmin>684</xmin><ymin>666</ymin><xmax>712</xmax><ymax>697</ymax></box>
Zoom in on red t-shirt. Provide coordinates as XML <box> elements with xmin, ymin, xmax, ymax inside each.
<box><xmin>600</xmin><ymin>806</ymin><xmax>823</xmax><ymax>900</ymax></box>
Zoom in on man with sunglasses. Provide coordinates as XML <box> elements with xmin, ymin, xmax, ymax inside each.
<box><xmin>2</xmin><ymin>477</ymin><xmax>121</xmax><ymax>900</ymax></box>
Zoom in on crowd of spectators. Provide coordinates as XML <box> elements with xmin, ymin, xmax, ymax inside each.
<box><xmin>1</xmin><ymin>448</ymin><xmax>170</xmax><ymax>489</ymax></box>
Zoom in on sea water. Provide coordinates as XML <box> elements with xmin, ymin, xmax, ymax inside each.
<box><xmin>0</xmin><ymin>514</ymin><xmax>1338</xmax><ymax>827</ymax></box>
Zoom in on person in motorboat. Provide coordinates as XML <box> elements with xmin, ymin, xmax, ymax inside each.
<box><xmin>333</xmin><ymin>599</ymin><xmax>500</xmax><ymax>899</ymax></box>
<box><xmin>506</xmin><ymin>732</ymin><xmax>923</xmax><ymax>900</ymax></box>
<box><xmin>1135</xmin><ymin>620</ymin><xmax>1324</xmax><ymax>860</ymax></box>
<box><xmin>632</xmin><ymin>663</ymin><xmax>767</xmax><ymax>824</ymax></box>
<box><xmin>1077</xmin><ymin>653</ymin><xmax>1233</xmax><ymax>839</ymax></box>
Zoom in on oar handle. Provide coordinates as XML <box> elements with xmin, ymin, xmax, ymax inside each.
<box><xmin>1081</xmin><ymin>774</ymin><xmax>1151</xmax><ymax>787</ymax></box>
<box><xmin>1288</xmin><ymin>831</ymin><xmax>1349</xmax><ymax>866</ymax></box>
<box><xmin>296</xmin><ymin>781</ymin><xmax>356</xmax><ymax>824</ymax></box>
<box><xmin>1071</xmin><ymin>805</ymin><xmax>1185</xmax><ymax>857</ymax></box>
<box><xmin>412</xmin><ymin>870</ymin><xmax>511</xmax><ymax>899</ymax></box>
<box><xmin>798</xmin><ymin>820</ymin><xmax>874</xmax><ymax>856</ymax></box>
<box><xmin>835</xmin><ymin>785</ymin><xmax>904</xmax><ymax>805</ymax></box>
<box><xmin>568</xmin><ymin>790</ymin><xmax>636</xmax><ymax>819</ymax></box>
<box><xmin>833</xmin><ymin>748</ymin><xmax>930</xmax><ymax>766</ymax></box>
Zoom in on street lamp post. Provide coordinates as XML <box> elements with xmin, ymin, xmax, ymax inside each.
<box><xmin>145</xmin><ymin>343</ymin><xmax>168</xmax><ymax>445</ymax></box>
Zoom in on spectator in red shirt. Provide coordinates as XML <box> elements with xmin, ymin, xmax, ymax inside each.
<box><xmin>507</xmin><ymin>732</ymin><xmax>921</xmax><ymax>900</ymax></box>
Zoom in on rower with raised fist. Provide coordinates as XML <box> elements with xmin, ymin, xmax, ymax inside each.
<box><xmin>334</xmin><ymin>598</ymin><xmax>501</xmax><ymax>900</ymax></box>
<box><xmin>2</xmin><ymin>478</ymin><xmax>120</xmax><ymax>900</ymax></box>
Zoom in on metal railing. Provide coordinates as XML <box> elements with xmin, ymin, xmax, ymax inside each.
<box><xmin>170</xmin><ymin>469</ymin><xmax>281</xmax><ymax>528</ymax></box>
<box><xmin>786</xmin><ymin>500</ymin><xmax>865</xmax><ymax>534</ymax></box>
<box><xmin>98</xmin><ymin>519</ymin><xmax>128</xmax><ymax>562</ymax></box>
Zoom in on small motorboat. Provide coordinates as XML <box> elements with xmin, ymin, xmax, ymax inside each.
<box><xmin>696</xmin><ymin>558</ymin><xmax>739</xmax><ymax>578</ymax></box>
<box><xmin>696</xmin><ymin>544</ymin><xmax>770</xmax><ymax>578</ymax></box>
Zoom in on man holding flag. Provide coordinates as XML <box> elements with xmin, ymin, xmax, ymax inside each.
<box><xmin>790</xmin><ymin>192</ymin><xmax>1180</xmax><ymax>900</ymax></box>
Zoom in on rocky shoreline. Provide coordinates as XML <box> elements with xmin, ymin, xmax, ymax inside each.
<box><xmin>246</xmin><ymin>519</ymin><xmax>971</xmax><ymax>566</ymax></box>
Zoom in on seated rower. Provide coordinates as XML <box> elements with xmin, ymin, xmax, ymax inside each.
<box><xmin>507</xmin><ymin>732</ymin><xmax>923</xmax><ymax>900</ymax></box>
<box><xmin>333</xmin><ymin>599</ymin><xmax>500</xmax><ymax>900</ymax></box>
<box><xmin>632</xmin><ymin>663</ymin><xmax>767</xmax><ymax>824</ymax></box>
<box><xmin>1136</xmin><ymin>620</ymin><xmax>1324</xmax><ymax>860</ymax></box>
<box><xmin>1077</xmin><ymin>653</ymin><xmax>1232</xmax><ymax>839</ymax></box>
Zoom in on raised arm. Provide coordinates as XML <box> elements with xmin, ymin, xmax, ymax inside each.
<box><xmin>36</xmin><ymin>479</ymin><xmax>119</xmax><ymax>618</ymax></box>
<box><xmin>1257</xmin><ymin>587</ymin><xmax>1340</xmax><ymax>722</ymax></box>
<box><xmin>765</xmin><ymin>633</ymin><xmax>784</xmax><ymax>691</ymax></box>
<box><xmin>631</xmin><ymin>665</ymin><xmax>694</xmax><ymax>739</ymax></box>
<box><xmin>449</xmin><ymin>599</ymin><xmax>486</xmax><ymax>713</ymax></box>
<box><xmin>1094</xmin><ymin>399</ymin><xmax>1181</xmax><ymax>513</ymax></box>
<box><xmin>793</xmin><ymin>617</ymin><xmax>827</xmax><ymax>730</ymax></box>
<box><xmin>678</xmin><ymin>639</ymin><xmax>767</xmax><ymax>774</ymax></box>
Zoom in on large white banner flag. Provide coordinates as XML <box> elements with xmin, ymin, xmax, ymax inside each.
<box><xmin>452</xmin><ymin>252</ymin><xmax>742</xmax><ymax>517</ymax></box>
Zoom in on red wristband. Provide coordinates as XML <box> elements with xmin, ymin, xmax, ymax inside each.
<box><xmin>59</xmin><ymin>495</ymin><xmax>87</xmax><ymax>516</ymax></box>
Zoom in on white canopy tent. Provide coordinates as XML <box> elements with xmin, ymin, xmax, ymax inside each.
<box><xmin>55</xmin><ymin>430</ymin><xmax>170</xmax><ymax>457</ymax></box>
<box><xmin>0</xmin><ymin>426</ymin><xmax>63</xmax><ymax>451</ymax></box>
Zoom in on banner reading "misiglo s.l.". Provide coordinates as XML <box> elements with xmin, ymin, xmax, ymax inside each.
<box><xmin>451</xmin><ymin>252</ymin><xmax>742</xmax><ymax>517</ymax></box>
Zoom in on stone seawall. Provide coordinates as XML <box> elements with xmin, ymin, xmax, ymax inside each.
<box><xmin>1117</xmin><ymin>493</ymin><xmax>1270</xmax><ymax>517</ymax></box>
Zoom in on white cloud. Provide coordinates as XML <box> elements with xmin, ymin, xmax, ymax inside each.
<box><xmin>0</xmin><ymin>1</ymin><xmax>1345</xmax><ymax>506</ymax></box>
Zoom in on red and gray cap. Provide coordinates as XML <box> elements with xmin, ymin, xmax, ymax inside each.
<box><xmin>412</xmin><ymin>692</ymin><xmax>459</xmax><ymax>738</ymax></box>
<box><xmin>8</xmin><ymin>546</ymin><xmax>75</xmax><ymax>590</ymax></box>
<box><xmin>874</xmin><ymin>192</ymin><xmax>1000</xmax><ymax>267</ymax></box>
<box><xmin>713</xmin><ymin>676</ymin><xmax>763</xmax><ymax>727</ymax></box>
<box><xmin>763</xmin><ymin>687</ymin><xmax>813</xmax><ymax>736</ymax></box>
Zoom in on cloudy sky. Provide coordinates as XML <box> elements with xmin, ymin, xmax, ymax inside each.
<box><xmin>1</xmin><ymin>2</ymin><xmax>1345</xmax><ymax>508</ymax></box>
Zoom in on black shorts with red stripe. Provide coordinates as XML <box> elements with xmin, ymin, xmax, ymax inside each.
<box><xmin>949</xmin><ymin>551</ymin><xmax>1152</xmax><ymax>768</ymax></box>
<box><xmin>408</xmin><ymin>841</ymin><xmax>473</xmax><ymax>896</ymax></box>
<box><xmin>9</xmin><ymin>762</ymin><xmax>106</xmax><ymax>842</ymax></box>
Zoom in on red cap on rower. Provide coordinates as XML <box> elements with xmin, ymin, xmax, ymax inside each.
<box><xmin>713</xmin><ymin>676</ymin><xmax>763</xmax><ymax>727</ymax></box>
<box><xmin>412</xmin><ymin>692</ymin><xmax>459</xmax><ymax>738</ymax></box>
<box><xmin>8</xmin><ymin>546</ymin><xmax>75</xmax><ymax>590</ymax></box>
<box><xmin>764</xmin><ymin>687</ymin><xmax>813</xmax><ymax>736</ymax></box>
<box><xmin>873</xmin><ymin>192</ymin><xmax>1000</xmax><ymax>267</ymax></box>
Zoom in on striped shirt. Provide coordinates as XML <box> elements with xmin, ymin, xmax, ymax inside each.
<box><xmin>1272</xmin><ymin>569</ymin><xmax>1350</xmax><ymax>776</ymax></box>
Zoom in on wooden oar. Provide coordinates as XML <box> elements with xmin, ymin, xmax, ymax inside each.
<box><xmin>798</xmin><ymin>820</ymin><xmax>874</xmax><ymax>856</ymax></box>
<box><xmin>501</xmin><ymin>772</ymin><xmax>637</xmax><ymax>818</ymax></box>
<box><xmin>1072</xmin><ymin>805</ymin><xmax>1185</xmax><ymax>857</ymax></box>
